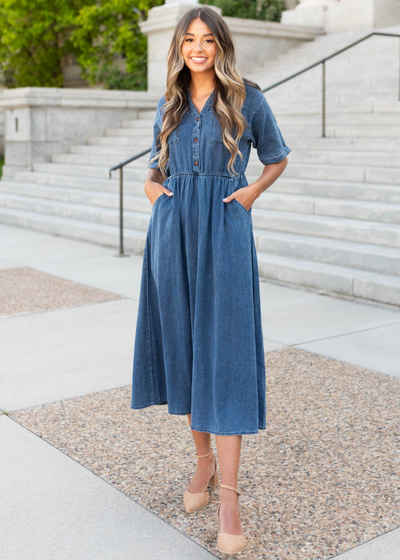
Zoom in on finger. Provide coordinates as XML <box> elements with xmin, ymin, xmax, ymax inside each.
<box><xmin>163</xmin><ymin>189</ymin><xmax>173</xmax><ymax>196</ymax></box>
<box><xmin>222</xmin><ymin>195</ymin><xmax>233</xmax><ymax>202</ymax></box>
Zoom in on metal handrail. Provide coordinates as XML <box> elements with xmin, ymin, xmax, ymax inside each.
<box><xmin>262</xmin><ymin>31</ymin><xmax>400</xmax><ymax>138</ymax></box>
<box><xmin>109</xmin><ymin>30</ymin><xmax>400</xmax><ymax>256</ymax></box>
<box><xmin>109</xmin><ymin>148</ymin><xmax>151</xmax><ymax>256</ymax></box>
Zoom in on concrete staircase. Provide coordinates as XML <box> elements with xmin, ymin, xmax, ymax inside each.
<box><xmin>1</xmin><ymin>26</ymin><xmax>400</xmax><ymax>306</ymax></box>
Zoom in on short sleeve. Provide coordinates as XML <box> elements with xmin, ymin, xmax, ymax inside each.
<box><xmin>148</xmin><ymin>96</ymin><xmax>170</xmax><ymax>177</ymax></box>
<box><xmin>250</xmin><ymin>95</ymin><xmax>291</xmax><ymax>165</ymax></box>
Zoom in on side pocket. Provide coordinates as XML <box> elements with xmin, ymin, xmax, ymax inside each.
<box><xmin>232</xmin><ymin>198</ymin><xmax>252</xmax><ymax>217</ymax></box>
<box><xmin>152</xmin><ymin>192</ymin><xmax>167</xmax><ymax>210</ymax></box>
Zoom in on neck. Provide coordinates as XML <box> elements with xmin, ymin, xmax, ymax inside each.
<box><xmin>189</xmin><ymin>73</ymin><xmax>216</xmax><ymax>98</ymax></box>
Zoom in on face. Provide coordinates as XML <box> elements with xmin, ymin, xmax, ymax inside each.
<box><xmin>181</xmin><ymin>17</ymin><xmax>217</xmax><ymax>75</ymax></box>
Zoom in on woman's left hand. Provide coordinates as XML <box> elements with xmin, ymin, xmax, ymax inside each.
<box><xmin>222</xmin><ymin>185</ymin><xmax>259</xmax><ymax>212</ymax></box>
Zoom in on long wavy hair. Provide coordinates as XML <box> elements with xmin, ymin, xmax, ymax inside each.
<box><xmin>149</xmin><ymin>5</ymin><xmax>262</xmax><ymax>178</ymax></box>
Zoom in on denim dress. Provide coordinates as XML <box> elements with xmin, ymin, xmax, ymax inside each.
<box><xmin>131</xmin><ymin>82</ymin><xmax>291</xmax><ymax>435</ymax></box>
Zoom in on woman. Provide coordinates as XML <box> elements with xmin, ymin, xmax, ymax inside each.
<box><xmin>131</xmin><ymin>5</ymin><xmax>290</xmax><ymax>555</ymax></box>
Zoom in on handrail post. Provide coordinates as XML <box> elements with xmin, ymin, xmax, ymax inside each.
<box><xmin>116</xmin><ymin>166</ymin><xmax>129</xmax><ymax>257</ymax></box>
<box><xmin>399</xmin><ymin>37</ymin><xmax>400</xmax><ymax>101</ymax></box>
<box><xmin>322</xmin><ymin>60</ymin><xmax>326</xmax><ymax>138</ymax></box>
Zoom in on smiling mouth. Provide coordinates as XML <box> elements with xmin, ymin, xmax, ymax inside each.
<box><xmin>190</xmin><ymin>57</ymin><xmax>207</xmax><ymax>63</ymax></box>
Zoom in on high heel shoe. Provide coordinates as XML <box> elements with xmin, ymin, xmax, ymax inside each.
<box><xmin>183</xmin><ymin>449</ymin><xmax>219</xmax><ymax>513</ymax></box>
<box><xmin>217</xmin><ymin>484</ymin><xmax>248</xmax><ymax>555</ymax></box>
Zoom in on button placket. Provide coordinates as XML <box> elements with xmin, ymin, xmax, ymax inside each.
<box><xmin>193</xmin><ymin>115</ymin><xmax>200</xmax><ymax>171</ymax></box>
<box><xmin>186</xmin><ymin>87</ymin><xmax>216</xmax><ymax>172</ymax></box>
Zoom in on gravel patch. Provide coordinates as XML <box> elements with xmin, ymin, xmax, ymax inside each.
<box><xmin>0</xmin><ymin>267</ymin><xmax>124</xmax><ymax>317</ymax></box>
<box><xmin>11</xmin><ymin>347</ymin><xmax>400</xmax><ymax>559</ymax></box>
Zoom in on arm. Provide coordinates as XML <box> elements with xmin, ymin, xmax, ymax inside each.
<box><xmin>145</xmin><ymin>168</ymin><xmax>173</xmax><ymax>206</ymax></box>
<box><xmin>223</xmin><ymin>93</ymin><xmax>290</xmax><ymax>211</ymax></box>
<box><xmin>145</xmin><ymin>97</ymin><xmax>173</xmax><ymax>205</ymax></box>
<box><xmin>223</xmin><ymin>158</ymin><xmax>287</xmax><ymax>211</ymax></box>
<box><xmin>251</xmin><ymin>157</ymin><xmax>288</xmax><ymax>198</ymax></box>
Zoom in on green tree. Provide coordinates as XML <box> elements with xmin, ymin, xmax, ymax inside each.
<box><xmin>199</xmin><ymin>0</ymin><xmax>286</xmax><ymax>22</ymax></box>
<box><xmin>0</xmin><ymin>0</ymin><xmax>161</xmax><ymax>90</ymax></box>
<box><xmin>71</xmin><ymin>0</ymin><xmax>163</xmax><ymax>91</ymax></box>
<box><xmin>0</xmin><ymin>0</ymin><xmax>92</xmax><ymax>87</ymax></box>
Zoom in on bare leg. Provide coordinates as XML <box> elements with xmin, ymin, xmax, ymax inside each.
<box><xmin>186</xmin><ymin>414</ymin><xmax>216</xmax><ymax>493</ymax></box>
<box><xmin>215</xmin><ymin>434</ymin><xmax>245</xmax><ymax>536</ymax></box>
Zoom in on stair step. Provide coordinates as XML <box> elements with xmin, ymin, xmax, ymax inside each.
<box><xmin>33</xmin><ymin>163</ymin><xmax>147</xmax><ymax>181</ymax></box>
<box><xmin>0</xmin><ymin>181</ymin><xmax>151</xmax><ymax>212</ymax></box>
<box><xmin>276</xmin><ymin>114</ymin><xmax>400</xmax><ymax>125</ymax></box>
<box><xmin>0</xmin><ymin>207</ymin><xmax>147</xmax><ymax>253</ymax></box>
<box><xmin>270</xmin><ymin>177</ymin><xmax>400</xmax><ymax>204</ymax></box>
<box><xmin>254</xmin><ymin>229</ymin><xmax>400</xmax><ymax>276</ymax></box>
<box><xmin>289</xmin><ymin>150</ymin><xmax>400</xmax><ymax>167</ymax></box>
<box><xmin>51</xmin><ymin>153</ymin><xmax>149</xmax><ymax>167</ymax></box>
<box><xmin>87</xmin><ymin>136</ymin><xmax>153</xmax><ymax>147</ymax></box>
<box><xmin>251</xmin><ymin>209</ymin><xmax>400</xmax><ymax>248</ymax></box>
<box><xmin>257</xmin><ymin>192</ymin><xmax>400</xmax><ymax>225</ymax></box>
<box><xmin>283</xmin><ymin>163</ymin><xmax>400</xmax><ymax>184</ymax></box>
<box><xmin>105</xmin><ymin>128</ymin><xmax>154</xmax><ymax>137</ymax></box>
<box><xmin>256</xmin><ymin>252</ymin><xmax>400</xmax><ymax>307</ymax></box>
<box><xmin>283</xmin><ymin>137</ymin><xmax>400</xmax><ymax>151</ymax></box>
<box><xmin>0</xmin><ymin>193</ymin><xmax>151</xmax><ymax>231</ymax></box>
<box><xmin>12</xmin><ymin>172</ymin><xmax>145</xmax><ymax>195</ymax></box>
<box><xmin>70</xmin><ymin>144</ymin><xmax>152</xmax><ymax>156</ymax></box>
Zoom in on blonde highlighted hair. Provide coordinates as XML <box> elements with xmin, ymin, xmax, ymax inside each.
<box><xmin>149</xmin><ymin>5</ymin><xmax>261</xmax><ymax>177</ymax></box>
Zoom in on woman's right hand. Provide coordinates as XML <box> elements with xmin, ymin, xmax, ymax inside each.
<box><xmin>145</xmin><ymin>180</ymin><xmax>173</xmax><ymax>206</ymax></box>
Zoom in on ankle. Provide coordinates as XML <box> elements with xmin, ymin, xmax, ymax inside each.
<box><xmin>197</xmin><ymin>452</ymin><xmax>214</xmax><ymax>463</ymax></box>
<box><xmin>220</xmin><ymin>488</ymin><xmax>239</xmax><ymax>504</ymax></box>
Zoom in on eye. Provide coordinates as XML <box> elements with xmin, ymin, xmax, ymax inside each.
<box><xmin>184</xmin><ymin>38</ymin><xmax>214</xmax><ymax>43</ymax></box>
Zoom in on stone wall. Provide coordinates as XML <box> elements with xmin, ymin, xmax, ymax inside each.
<box><xmin>0</xmin><ymin>88</ymin><xmax>159</xmax><ymax>177</ymax></box>
<box><xmin>282</xmin><ymin>0</ymin><xmax>400</xmax><ymax>32</ymax></box>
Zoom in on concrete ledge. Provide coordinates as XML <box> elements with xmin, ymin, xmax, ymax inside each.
<box><xmin>0</xmin><ymin>87</ymin><xmax>159</xmax><ymax>110</ymax></box>
<box><xmin>0</xmin><ymin>88</ymin><xmax>159</xmax><ymax>176</ymax></box>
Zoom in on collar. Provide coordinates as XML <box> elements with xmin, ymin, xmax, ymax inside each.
<box><xmin>186</xmin><ymin>86</ymin><xmax>215</xmax><ymax>116</ymax></box>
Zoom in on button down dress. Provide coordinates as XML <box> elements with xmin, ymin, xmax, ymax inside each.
<box><xmin>131</xmin><ymin>82</ymin><xmax>291</xmax><ymax>435</ymax></box>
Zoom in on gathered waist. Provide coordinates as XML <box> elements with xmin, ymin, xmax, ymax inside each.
<box><xmin>166</xmin><ymin>172</ymin><xmax>246</xmax><ymax>180</ymax></box>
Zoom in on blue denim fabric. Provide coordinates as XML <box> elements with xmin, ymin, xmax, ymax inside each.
<box><xmin>131</xmin><ymin>83</ymin><xmax>291</xmax><ymax>435</ymax></box>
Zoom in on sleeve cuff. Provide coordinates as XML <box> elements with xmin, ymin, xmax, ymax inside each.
<box><xmin>258</xmin><ymin>145</ymin><xmax>291</xmax><ymax>165</ymax></box>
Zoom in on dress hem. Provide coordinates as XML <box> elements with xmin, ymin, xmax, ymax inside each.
<box><xmin>190</xmin><ymin>425</ymin><xmax>266</xmax><ymax>436</ymax></box>
<box><xmin>130</xmin><ymin>401</ymin><xmax>266</xmax><ymax>435</ymax></box>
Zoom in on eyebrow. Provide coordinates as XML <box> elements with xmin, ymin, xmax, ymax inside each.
<box><xmin>184</xmin><ymin>33</ymin><xmax>214</xmax><ymax>37</ymax></box>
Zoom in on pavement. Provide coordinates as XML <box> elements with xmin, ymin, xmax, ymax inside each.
<box><xmin>0</xmin><ymin>223</ymin><xmax>399</xmax><ymax>560</ymax></box>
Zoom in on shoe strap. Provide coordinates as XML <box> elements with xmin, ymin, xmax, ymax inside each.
<box><xmin>196</xmin><ymin>449</ymin><xmax>213</xmax><ymax>459</ymax></box>
<box><xmin>219</xmin><ymin>483</ymin><xmax>240</xmax><ymax>496</ymax></box>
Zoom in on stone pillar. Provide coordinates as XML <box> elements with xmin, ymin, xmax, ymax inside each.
<box><xmin>297</xmin><ymin>0</ymin><xmax>338</xmax><ymax>5</ymax></box>
<box><xmin>282</xmin><ymin>0</ymin><xmax>338</xmax><ymax>29</ymax></box>
<box><xmin>297</xmin><ymin>0</ymin><xmax>337</xmax><ymax>5</ymax></box>
<box><xmin>165</xmin><ymin>0</ymin><xmax>199</xmax><ymax>3</ymax></box>
<box><xmin>282</xmin><ymin>0</ymin><xmax>400</xmax><ymax>32</ymax></box>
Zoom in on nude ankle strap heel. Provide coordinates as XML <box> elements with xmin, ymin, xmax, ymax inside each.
<box><xmin>217</xmin><ymin>484</ymin><xmax>248</xmax><ymax>555</ymax></box>
<box><xmin>183</xmin><ymin>449</ymin><xmax>219</xmax><ymax>514</ymax></box>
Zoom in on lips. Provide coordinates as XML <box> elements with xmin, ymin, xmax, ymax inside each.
<box><xmin>190</xmin><ymin>57</ymin><xmax>207</xmax><ymax>64</ymax></box>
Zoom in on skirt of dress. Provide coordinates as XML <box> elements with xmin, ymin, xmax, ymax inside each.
<box><xmin>131</xmin><ymin>172</ymin><xmax>266</xmax><ymax>436</ymax></box>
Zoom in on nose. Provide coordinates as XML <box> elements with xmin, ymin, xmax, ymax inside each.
<box><xmin>191</xmin><ymin>40</ymin><xmax>205</xmax><ymax>53</ymax></box>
